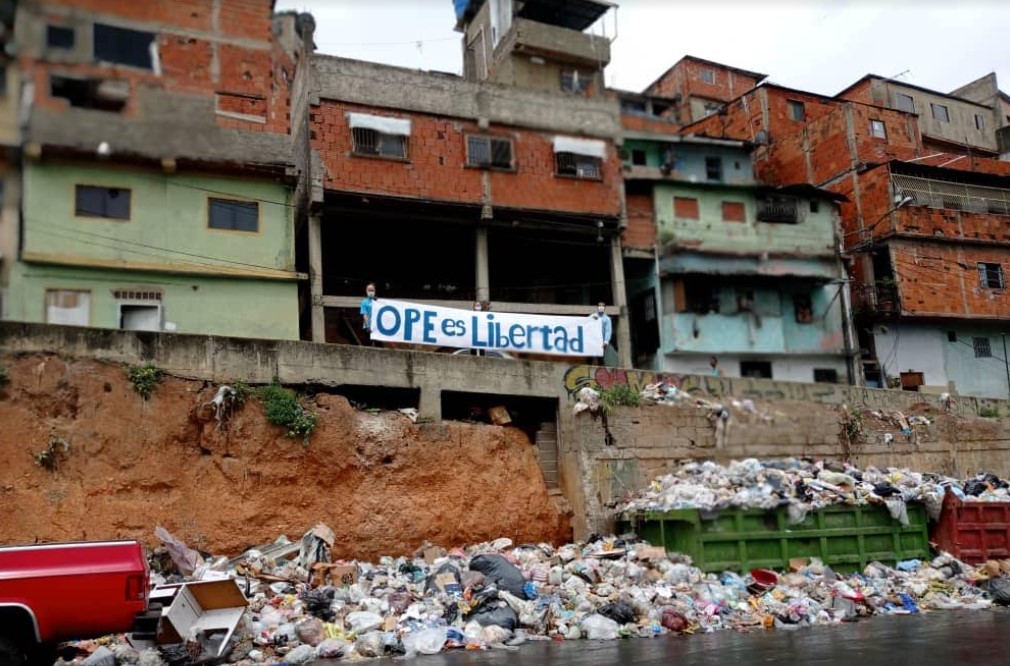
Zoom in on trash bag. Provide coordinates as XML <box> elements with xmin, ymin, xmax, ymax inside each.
<box><xmin>660</xmin><ymin>608</ymin><xmax>688</xmax><ymax>633</ymax></box>
<box><xmin>468</xmin><ymin>601</ymin><xmax>519</xmax><ymax>631</ymax></box>
<box><xmin>873</xmin><ymin>482</ymin><xmax>900</xmax><ymax>497</ymax></box>
<box><xmin>884</xmin><ymin>496</ymin><xmax>909</xmax><ymax>526</ymax></box>
<box><xmin>598</xmin><ymin>601</ymin><xmax>636</xmax><ymax>625</ymax></box>
<box><xmin>154</xmin><ymin>526</ymin><xmax>204</xmax><ymax>575</ymax></box>
<box><xmin>353</xmin><ymin>631</ymin><xmax>384</xmax><ymax>657</ymax></box>
<box><xmin>964</xmin><ymin>479</ymin><xmax>989</xmax><ymax>496</ymax></box>
<box><xmin>301</xmin><ymin>587</ymin><xmax>337</xmax><ymax>622</ymax></box>
<box><xmin>315</xmin><ymin>640</ymin><xmax>347</xmax><ymax>659</ymax></box>
<box><xmin>986</xmin><ymin>577</ymin><xmax>1010</xmax><ymax>606</ymax></box>
<box><xmin>425</xmin><ymin>563</ymin><xmax>462</xmax><ymax>596</ymax></box>
<box><xmin>469</xmin><ymin>554</ymin><xmax>529</xmax><ymax>599</ymax></box>
<box><xmin>294</xmin><ymin>618</ymin><xmax>325</xmax><ymax>647</ymax></box>
<box><xmin>284</xmin><ymin>645</ymin><xmax>315</xmax><ymax>665</ymax></box>
<box><xmin>346</xmin><ymin>611</ymin><xmax>384</xmax><ymax>634</ymax></box>
<box><xmin>402</xmin><ymin>628</ymin><xmax>448</xmax><ymax>656</ymax></box>
<box><xmin>581</xmin><ymin>614</ymin><xmax>620</xmax><ymax>640</ymax></box>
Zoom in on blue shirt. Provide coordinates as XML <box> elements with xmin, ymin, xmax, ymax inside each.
<box><xmin>360</xmin><ymin>297</ymin><xmax>374</xmax><ymax>329</ymax></box>
<box><xmin>595</xmin><ymin>312</ymin><xmax>613</xmax><ymax>345</ymax></box>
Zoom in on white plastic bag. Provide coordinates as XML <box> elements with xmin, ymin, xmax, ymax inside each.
<box><xmin>346</xmin><ymin>611</ymin><xmax>384</xmax><ymax>634</ymax></box>
<box><xmin>581</xmin><ymin>614</ymin><xmax>620</xmax><ymax>640</ymax></box>
<box><xmin>402</xmin><ymin>627</ymin><xmax>448</xmax><ymax>656</ymax></box>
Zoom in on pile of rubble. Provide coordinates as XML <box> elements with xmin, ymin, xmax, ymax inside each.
<box><xmin>57</xmin><ymin>520</ymin><xmax>1010</xmax><ymax>666</ymax></box>
<box><xmin>616</xmin><ymin>459</ymin><xmax>1010</xmax><ymax>523</ymax></box>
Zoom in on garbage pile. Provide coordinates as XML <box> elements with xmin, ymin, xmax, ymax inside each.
<box><xmin>56</xmin><ymin>525</ymin><xmax>1010</xmax><ymax>666</ymax></box>
<box><xmin>615</xmin><ymin>459</ymin><xmax>1010</xmax><ymax>523</ymax></box>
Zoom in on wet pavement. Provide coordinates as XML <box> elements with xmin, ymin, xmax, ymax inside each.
<box><xmin>414</xmin><ymin>610</ymin><xmax>1010</xmax><ymax>665</ymax></box>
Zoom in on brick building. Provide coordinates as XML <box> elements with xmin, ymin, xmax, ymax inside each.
<box><xmin>8</xmin><ymin>0</ymin><xmax>312</xmax><ymax>339</ymax></box>
<box><xmin>302</xmin><ymin>0</ymin><xmax>633</xmax><ymax>365</ymax></box>
<box><xmin>686</xmin><ymin>75</ymin><xmax>1010</xmax><ymax>397</ymax></box>
<box><xmin>644</xmin><ymin>55</ymin><xmax>767</xmax><ymax>125</ymax></box>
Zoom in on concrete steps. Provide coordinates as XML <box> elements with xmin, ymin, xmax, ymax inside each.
<box><xmin>535</xmin><ymin>421</ymin><xmax>559</xmax><ymax>490</ymax></box>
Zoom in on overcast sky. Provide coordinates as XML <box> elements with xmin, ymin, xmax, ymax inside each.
<box><xmin>276</xmin><ymin>0</ymin><xmax>1010</xmax><ymax>98</ymax></box>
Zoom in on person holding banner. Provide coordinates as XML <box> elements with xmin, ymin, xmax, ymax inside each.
<box><xmin>591</xmin><ymin>302</ymin><xmax>612</xmax><ymax>365</ymax></box>
<box><xmin>361</xmin><ymin>283</ymin><xmax>378</xmax><ymax>346</ymax></box>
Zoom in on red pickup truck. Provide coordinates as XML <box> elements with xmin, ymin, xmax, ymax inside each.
<box><xmin>0</xmin><ymin>541</ymin><xmax>152</xmax><ymax>666</ymax></box>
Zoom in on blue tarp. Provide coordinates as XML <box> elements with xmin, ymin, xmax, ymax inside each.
<box><xmin>454</xmin><ymin>0</ymin><xmax>473</xmax><ymax>21</ymax></box>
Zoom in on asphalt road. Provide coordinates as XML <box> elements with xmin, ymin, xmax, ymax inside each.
<box><xmin>411</xmin><ymin>610</ymin><xmax>1010</xmax><ymax>665</ymax></box>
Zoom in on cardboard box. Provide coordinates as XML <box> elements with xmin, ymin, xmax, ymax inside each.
<box><xmin>423</xmin><ymin>546</ymin><xmax>444</xmax><ymax>564</ymax></box>
<box><xmin>147</xmin><ymin>579</ymin><xmax>249</xmax><ymax>658</ymax></box>
<box><xmin>312</xmin><ymin>562</ymin><xmax>359</xmax><ymax>588</ymax></box>
<box><xmin>634</xmin><ymin>546</ymin><xmax>667</xmax><ymax>561</ymax></box>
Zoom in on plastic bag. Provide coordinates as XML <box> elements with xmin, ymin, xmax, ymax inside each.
<box><xmin>660</xmin><ymin>608</ymin><xmax>688</xmax><ymax>632</ymax></box>
<box><xmin>284</xmin><ymin>645</ymin><xmax>315</xmax><ymax>665</ymax></box>
<box><xmin>354</xmin><ymin>631</ymin><xmax>384</xmax><ymax>657</ymax></box>
<box><xmin>469</xmin><ymin>601</ymin><xmax>519</xmax><ymax>630</ymax></box>
<box><xmin>598</xmin><ymin>601</ymin><xmax>636</xmax><ymax>625</ymax></box>
<box><xmin>425</xmin><ymin>563</ymin><xmax>463</xmax><ymax>596</ymax></box>
<box><xmin>581</xmin><ymin>614</ymin><xmax>620</xmax><ymax>640</ymax></box>
<box><xmin>346</xmin><ymin>611</ymin><xmax>384</xmax><ymax>634</ymax></box>
<box><xmin>315</xmin><ymin>639</ymin><xmax>347</xmax><ymax>659</ymax></box>
<box><xmin>154</xmin><ymin>526</ymin><xmax>204</xmax><ymax>575</ymax></box>
<box><xmin>469</xmin><ymin>554</ymin><xmax>529</xmax><ymax>599</ymax></box>
<box><xmin>301</xmin><ymin>587</ymin><xmax>337</xmax><ymax>622</ymax></box>
<box><xmin>884</xmin><ymin>496</ymin><xmax>909</xmax><ymax>526</ymax></box>
<box><xmin>402</xmin><ymin>627</ymin><xmax>448</xmax><ymax>656</ymax></box>
<box><xmin>986</xmin><ymin>577</ymin><xmax>1010</xmax><ymax>606</ymax></box>
<box><xmin>295</xmin><ymin>618</ymin><xmax>325</xmax><ymax>647</ymax></box>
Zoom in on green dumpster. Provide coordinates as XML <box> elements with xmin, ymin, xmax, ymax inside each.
<box><xmin>619</xmin><ymin>503</ymin><xmax>930</xmax><ymax>573</ymax></box>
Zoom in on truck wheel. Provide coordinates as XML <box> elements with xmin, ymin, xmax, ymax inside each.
<box><xmin>0</xmin><ymin>636</ymin><xmax>27</xmax><ymax>666</ymax></box>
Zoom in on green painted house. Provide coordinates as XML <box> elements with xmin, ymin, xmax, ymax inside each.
<box><xmin>8</xmin><ymin>160</ymin><xmax>302</xmax><ymax>339</ymax></box>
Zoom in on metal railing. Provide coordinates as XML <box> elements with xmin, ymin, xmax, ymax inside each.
<box><xmin>892</xmin><ymin>173</ymin><xmax>1010</xmax><ymax>216</ymax></box>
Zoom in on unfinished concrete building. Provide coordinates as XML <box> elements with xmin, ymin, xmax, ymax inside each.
<box><xmin>303</xmin><ymin>0</ymin><xmax>632</xmax><ymax>366</ymax></box>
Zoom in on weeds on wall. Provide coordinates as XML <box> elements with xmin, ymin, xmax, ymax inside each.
<box><xmin>980</xmin><ymin>406</ymin><xmax>1001</xmax><ymax>418</ymax></box>
<box><xmin>128</xmin><ymin>363</ymin><xmax>163</xmax><ymax>399</ymax></box>
<box><xmin>844</xmin><ymin>408</ymin><xmax>864</xmax><ymax>440</ymax></box>
<box><xmin>258</xmin><ymin>380</ymin><xmax>318</xmax><ymax>445</ymax></box>
<box><xmin>36</xmin><ymin>436</ymin><xmax>69</xmax><ymax>472</ymax></box>
<box><xmin>231</xmin><ymin>380</ymin><xmax>253</xmax><ymax>405</ymax></box>
<box><xmin>600</xmin><ymin>384</ymin><xmax>641</xmax><ymax>416</ymax></box>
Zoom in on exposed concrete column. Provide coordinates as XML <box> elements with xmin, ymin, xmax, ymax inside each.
<box><xmin>475</xmin><ymin>225</ymin><xmax>490</xmax><ymax>303</ymax></box>
<box><xmin>308</xmin><ymin>213</ymin><xmax>326</xmax><ymax>343</ymax></box>
<box><xmin>418</xmin><ymin>385</ymin><xmax>442</xmax><ymax>421</ymax></box>
<box><xmin>610</xmin><ymin>236</ymin><xmax>632</xmax><ymax>368</ymax></box>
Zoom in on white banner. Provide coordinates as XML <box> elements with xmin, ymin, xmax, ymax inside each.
<box><xmin>369</xmin><ymin>299</ymin><xmax>604</xmax><ymax>357</ymax></box>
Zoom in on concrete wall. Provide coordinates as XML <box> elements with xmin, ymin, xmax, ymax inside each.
<box><xmin>622</xmin><ymin>140</ymin><xmax>755</xmax><ymax>186</ymax></box>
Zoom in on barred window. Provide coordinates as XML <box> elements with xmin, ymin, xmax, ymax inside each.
<box><xmin>973</xmin><ymin>337</ymin><xmax>992</xmax><ymax>358</ymax></box>
<box><xmin>466</xmin><ymin>135</ymin><xmax>513</xmax><ymax>169</ymax></box>
<box><xmin>978</xmin><ymin>262</ymin><xmax>1004</xmax><ymax>289</ymax></box>
<box><xmin>351</xmin><ymin>127</ymin><xmax>407</xmax><ymax>159</ymax></box>
<box><xmin>556</xmin><ymin>152</ymin><xmax>601</xmax><ymax>179</ymax></box>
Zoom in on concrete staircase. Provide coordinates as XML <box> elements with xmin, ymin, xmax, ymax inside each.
<box><xmin>535</xmin><ymin>421</ymin><xmax>559</xmax><ymax>490</ymax></box>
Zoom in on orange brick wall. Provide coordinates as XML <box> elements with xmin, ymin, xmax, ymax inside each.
<box><xmin>29</xmin><ymin>0</ymin><xmax>293</xmax><ymax>134</ymax></box>
<box><xmin>312</xmin><ymin>101</ymin><xmax>623</xmax><ymax>217</ymax></box>
<box><xmin>890</xmin><ymin>240</ymin><xmax>1010</xmax><ymax>318</ymax></box>
<box><xmin>837</xmin><ymin>79</ymin><xmax>875</xmax><ymax>105</ymax></box>
<box><xmin>648</xmin><ymin>60</ymin><xmax>762</xmax><ymax>104</ymax></box>
<box><xmin>620</xmin><ymin>113</ymin><xmax>681</xmax><ymax>135</ymax></box>
<box><xmin>623</xmin><ymin>191</ymin><xmax>656</xmax><ymax>251</ymax></box>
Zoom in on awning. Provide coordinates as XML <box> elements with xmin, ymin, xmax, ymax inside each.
<box><xmin>552</xmin><ymin>136</ymin><xmax>606</xmax><ymax>159</ymax></box>
<box><xmin>347</xmin><ymin>113</ymin><xmax>411</xmax><ymax>136</ymax></box>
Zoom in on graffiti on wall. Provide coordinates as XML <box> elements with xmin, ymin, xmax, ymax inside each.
<box><xmin>563</xmin><ymin>365</ymin><xmax>992</xmax><ymax>416</ymax></box>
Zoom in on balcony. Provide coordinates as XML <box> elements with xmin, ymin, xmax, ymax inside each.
<box><xmin>756</xmin><ymin>197</ymin><xmax>798</xmax><ymax>224</ymax></box>
<box><xmin>504</xmin><ymin>17</ymin><xmax>611</xmax><ymax>67</ymax></box>
<box><xmin>855</xmin><ymin>282</ymin><xmax>899</xmax><ymax>315</ymax></box>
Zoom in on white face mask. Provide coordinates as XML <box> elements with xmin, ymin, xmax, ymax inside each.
<box><xmin>474</xmin><ymin>304</ymin><xmax>482</xmax><ymax>311</ymax></box>
<box><xmin>366</xmin><ymin>291</ymin><xmax>376</xmax><ymax>298</ymax></box>
<box><xmin>597</xmin><ymin>307</ymin><xmax>605</xmax><ymax>314</ymax></box>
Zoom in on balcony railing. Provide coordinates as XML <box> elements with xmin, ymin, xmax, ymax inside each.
<box><xmin>756</xmin><ymin>198</ymin><xmax>798</xmax><ymax>224</ymax></box>
<box><xmin>855</xmin><ymin>282</ymin><xmax>899</xmax><ymax>314</ymax></box>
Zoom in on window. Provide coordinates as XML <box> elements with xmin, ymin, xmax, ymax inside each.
<box><xmin>975</xmin><ymin>114</ymin><xmax>986</xmax><ymax>131</ymax></box>
<box><xmin>50</xmin><ymin>75</ymin><xmax>127</xmax><ymax>112</ymax></box>
<box><xmin>631</xmin><ymin>149</ymin><xmax>647</xmax><ymax>166</ymax></box>
<box><xmin>678</xmin><ymin>280</ymin><xmax>720</xmax><ymax>314</ymax></box>
<box><xmin>757</xmin><ymin>197</ymin><xmax>798</xmax><ymax>223</ymax></box>
<box><xmin>895</xmin><ymin>93</ymin><xmax>915</xmax><ymax>113</ymax></box>
<box><xmin>120</xmin><ymin>305</ymin><xmax>161</xmax><ymax>331</ymax></box>
<box><xmin>973</xmin><ymin>337</ymin><xmax>992</xmax><ymax>358</ymax></box>
<box><xmin>555</xmin><ymin>152</ymin><xmax>601</xmax><ymax>179</ymax></box>
<box><xmin>721</xmin><ymin>201</ymin><xmax>745</xmax><ymax>222</ymax></box>
<box><xmin>794</xmin><ymin>293</ymin><xmax>814</xmax><ymax>323</ymax></box>
<box><xmin>740</xmin><ymin>361</ymin><xmax>772</xmax><ymax>379</ymax></box>
<box><xmin>700</xmin><ymin>69</ymin><xmax>715</xmax><ymax>84</ymax></box>
<box><xmin>208</xmin><ymin>198</ymin><xmax>259</xmax><ymax>233</ymax></box>
<box><xmin>705</xmin><ymin>156</ymin><xmax>723</xmax><ymax>181</ymax></box>
<box><xmin>620</xmin><ymin>99</ymin><xmax>648</xmax><ymax>115</ymax></box>
<box><xmin>47</xmin><ymin>25</ymin><xmax>75</xmax><ymax>49</ymax></box>
<box><xmin>787</xmin><ymin>100</ymin><xmax>805</xmax><ymax>121</ymax></box>
<box><xmin>870</xmin><ymin>119</ymin><xmax>887</xmax><ymax>139</ymax></box>
<box><xmin>931</xmin><ymin>103</ymin><xmax>950</xmax><ymax>123</ymax></box>
<box><xmin>813</xmin><ymin>369</ymin><xmax>838</xmax><ymax>383</ymax></box>
<box><xmin>809</xmin><ymin>200</ymin><xmax>820</xmax><ymax>213</ymax></box>
<box><xmin>560</xmin><ymin>70</ymin><xmax>591</xmax><ymax>95</ymax></box>
<box><xmin>674</xmin><ymin>197</ymin><xmax>700</xmax><ymax>220</ymax></box>
<box><xmin>45</xmin><ymin>290</ymin><xmax>90</xmax><ymax>326</ymax></box>
<box><xmin>978</xmin><ymin>262</ymin><xmax>1005</xmax><ymax>289</ymax></box>
<box><xmin>93</xmin><ymin>23</ymin><xmax>156</xmax><ymax>70</ymax></box>
<box><xmin>466</xmin><ymin>135</ymin><xmax>513</xmax><ymax>169</ymax></box>
<box><xmin>352</xmin><ymin>128</ymin><xmax>408</xmax><ymax>159</ymax></box>
<box><xmin>75</xmin><ymin>185</ymin><xmax>130</xmax><ymax>220</ymax></box>
<box><xmin>947</xmin><ymin>331</ymin><xmax>957</xmax><ymax>342</ymax></box>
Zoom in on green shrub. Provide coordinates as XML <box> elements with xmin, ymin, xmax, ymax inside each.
<box><xmin>231</xmin><ymin>380</ymin><xmax>253</xmax><ymax>405</ymax></box>
<box><xmin>258</xmin><ymin>380</ymin><xmax>317</xmax><ymax>444</ymax></box>
<box><xmin>979</xmin><ymin>405</ymin><xmax>1000</xmax><ymax>418</ymax></box>
<box><xmin>128</xmin><ymin>363</ymin><xmax>163</xmax><ymax>399</ymax></box>
<box><xmin>600</xmin><ymin>383</ymin><xmax>641</xmax><ymax>415</ymax></box>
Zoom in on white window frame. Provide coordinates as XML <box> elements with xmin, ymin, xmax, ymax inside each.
<box><xmin>700</xmin><ymin>69</ymin><xmax>715</xmax><ymax>84</ymax></box>
<box><xmin>870</xmin><ymin>119</ymin><xmax>887</xmax><ymax>139</ymax></box>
